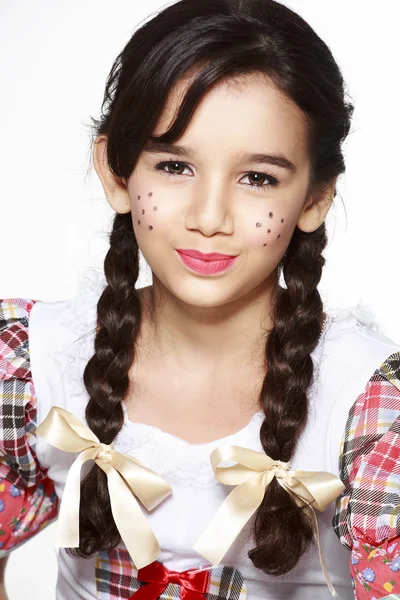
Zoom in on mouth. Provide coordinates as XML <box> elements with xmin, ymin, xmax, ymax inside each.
<box><xmin>175</xmin><ymin>249</ymin><xmax>238</xmax><ymax>275</ymax></box>
<box><xmin>175</xmin><ymin>249</ymin><xmax>237</xmax><ymax>261</ymax></box>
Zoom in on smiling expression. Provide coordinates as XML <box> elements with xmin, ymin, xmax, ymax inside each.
<box><xmin>123</xmin><ymin>72</ymin><xmax>314</xmax><ymax>307</ymax></box>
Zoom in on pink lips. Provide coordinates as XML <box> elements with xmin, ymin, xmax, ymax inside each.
<box><xmin>175</xmin><ymin>249</ymin><xmax>238</xmax><ymax>275</ymax></box>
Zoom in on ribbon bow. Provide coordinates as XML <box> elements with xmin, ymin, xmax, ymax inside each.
<box><xmin>129</xmin><ymin>561</ymin><xmax>210</xmax><ymax>600</ymax></box>
<box><xmin>36</xmin><ymin>406</ymin><xmax>172</xmax><ymax>569</ymax></box>
<box><xmin>192</xmin><ymin>445</ymin><xmax>345</xmax><ymax>598</ymax></box>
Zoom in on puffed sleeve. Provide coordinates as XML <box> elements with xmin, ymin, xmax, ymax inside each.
<box><xmin>332</xmin><ymin>351</ymin><xmax>400</xmax><ymax>599</ymax></box>
<box><xmin>0</xmin><ymin>298</ymin><xmax>59</xmax><ymax>556</ymax></box>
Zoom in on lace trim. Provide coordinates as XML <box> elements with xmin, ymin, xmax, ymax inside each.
<box><xmin>55</xmin><ymin>267</ymin><xmax>380</xmax><ymax>487</ymax></box>
<box><xmin>116</xmin><ymin>408</ymin><xmax>265</xmax><ymax>487</ymax></box>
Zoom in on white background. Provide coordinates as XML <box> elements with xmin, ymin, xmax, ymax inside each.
<box><xmin>1</xmin><ymin>0</ymin><xmax>399</xmax><ymax>597</ymax></box>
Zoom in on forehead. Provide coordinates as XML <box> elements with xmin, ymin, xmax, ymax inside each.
<box><xmin>152</xmin><ymin>72</ymin><xmax>311</xmax><ymax>166</ymax></box>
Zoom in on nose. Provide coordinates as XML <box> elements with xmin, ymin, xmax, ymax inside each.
<box><xmin>185</xmin><ymin>176</ymin><xmax>235</xmax><ymax>236</ymax></box>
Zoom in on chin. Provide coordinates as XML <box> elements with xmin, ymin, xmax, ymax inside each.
<box><xmin>163</xmin><ymin>277</ymin><xmax>247</xmax><ymax>308</ymax></box>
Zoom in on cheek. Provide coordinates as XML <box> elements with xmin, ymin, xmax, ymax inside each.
<box><xmin>132</xmin><ymin>190</ymin><xmax>165</xmax><ymax>233</ymax></box>
<box><xmin>244</xmin><ymin>210</ymin><xmax>287</xmax><ymax>248</ymax></box>
<box><xmin>131</xmin><ymin>187</ymin><xmax>288</xmax><ymax>247</ymax></box>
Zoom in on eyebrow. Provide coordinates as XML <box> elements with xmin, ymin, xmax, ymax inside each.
<box><xmin>142</xmin><ymin>140</ymin><xmax>297</xmax><ymax>173</ymax></box>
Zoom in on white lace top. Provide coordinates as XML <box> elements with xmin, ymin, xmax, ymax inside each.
<box><xmin>21</xmin><ymin>270</ymin><xmax>400</xmax><ymax>599</ymax></box>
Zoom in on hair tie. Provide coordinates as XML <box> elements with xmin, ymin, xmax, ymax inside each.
<box><xmin>192</xmin><ymin>445</ymin><xmax>345</xmax><ymax>598</ymax></box>
<box><xmin>36</xmin><ymin>406</ymin><xmax>172</xmax><ymax>569</ymax></box>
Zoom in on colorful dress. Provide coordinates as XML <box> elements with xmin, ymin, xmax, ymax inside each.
<box><xmin>1</xmin><ymin>274</ymin><xmax>399</xmax><ymax>599</ymax></box>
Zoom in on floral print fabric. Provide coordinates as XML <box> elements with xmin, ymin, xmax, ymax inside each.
<box><xmin>350</xmin><ymin>537</ymin><xmax>400</xmax><ymax>599</ymax></box>
<box><xmin>0</xmin><ymin>476</ymin><xmax>58</xmax><ymax>553</ymax></box>
<box><xmin>1</xmin><ymin>298</ymin><xmax>400</xmax><ymax>598</ymax></box>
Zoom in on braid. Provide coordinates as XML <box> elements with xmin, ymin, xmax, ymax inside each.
<box><xmin>73</xmin><ymin>0</ymin><xmax>353</xmax><ymax>570</ymax></box>
<box><xmin>67</xmin><ymin>213</ymin><xmax>141</xmax><ymax>557</ymax></box>
<box><xmin>248</xmin><ymin>222</ymin><xmax>328</xmax><ymax>575</ymax></box>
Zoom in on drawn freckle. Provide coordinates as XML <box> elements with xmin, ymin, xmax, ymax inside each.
<box><xmin>142</xmin><ymin>209</ymin><xmax>145</xmax><ymax>215</ymax></box>
<box><xmin>137</xmin><ymin>195</ymin><xmax>140</xmax><ymax>200</ymax></box>
<box><xmin>269</xmin><ymin>212</ymin><xmax>273</xmax><ymax>218</ymax></box>
<box><xmin>277</xmin><ymin>234</ymin><xmax>281</xmax><ymax>239</ymax></box>
<box><xmin>267</xmin><ymin>229</ymin><xmax>271</xmax><ymax>233</ymax></box>
<box><xmin>138</xmin><ymin>220</ymin><xmax>140</xmax><ymax>226</ymax></box>
<box><xmin>256</xmin><ymin>222</ymin><xmax>262</xmax><ymax>228</ymax></box>
<box><xmin>153</xmin><ymin>206</ymin><xmax>158</xmax><ymax>211</ymax></box>
<box><xmin>263</xmin><ymin>243</ymin><xmax>267</xmax><ymax>246</ymax></box>
<box><xmin>149</xmin><ymin>225</ymin><xmax>153</xmax><ymax>230</ymax></box>
<box><xmin>281</xmin><ymin>218</ymin><xmax>284</xmax><ymax>223</ymax></box>
<box><xmin>148</xmin><ymin>192</ymin><xmax>153</xmax><ymax>197</ymax></box>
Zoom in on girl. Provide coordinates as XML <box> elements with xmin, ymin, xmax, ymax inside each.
<box><xmin>1</xmin><ymin>1</ymin><xmax>399</xmax><ymax>599</ymax></box>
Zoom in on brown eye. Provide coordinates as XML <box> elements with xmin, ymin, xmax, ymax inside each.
<box><xmin>242</xmin><ymin>171</ymin><xmax>280</xmax><ymax>191</ymax></box>
<box><xmin>248</xmin><ymin>173</ymin><xmax>267</xmax><ymax>185</ymax></box>
<box><xmin>154</xmin><ymin>160</ymin><xmax>190</xmax><ymax>177</ymax></box>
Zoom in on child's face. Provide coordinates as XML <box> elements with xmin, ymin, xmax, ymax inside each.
<box><xmin>124</xmin><ymin>72</ymin><xmax>328</xmax><ymax>308</ymax></box>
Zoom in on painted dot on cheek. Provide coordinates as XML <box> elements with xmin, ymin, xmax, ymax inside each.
<box><xmin>142</xmin><ymin>209</ymin><xmax>145</xmax><ymax>215</ymax></box>
<box><xmin>277</xmin><ymin>234</ymin><xmax>281</xmax><ymax>239</ymax></box>
<box><xmin>148</xmin><ymin>192</ymin><xmax>153</xmax><ymax>197</ymax></box>
<box><xmin>137</xmin><ymin>195</ymin><xmax>140</xmax><ymax>200</ymax></box>
<box><xmin>149</xmin><ymin>225</ymin><xmax>153</xmax><ymax>230</ymax></box>
<box><xmin>281</xmin><ymin>218</ymin><xmax>284</xmax><ymax>223</ymax></box>
<box><xmin>269</xmin><ymin>212</ymin><xmax>273</xmax><ymax>218</ymax></box>
<box><xmin>153</xmin><ymin>206</ymin><xmax>158</xmax><ymax>211</ymax></box>
<box><xmin>256</xmin><ymin>222</ymin><xmax>262</xmax><ymax>228</ymax></box>
<box><xmin>263</xmin><ymin>243</ymin><xmax>267</xmax><ymax>247</ymax></box>
<box><xmin>267</xmin><ymin>229</ymin><xmax>271</xmax><ymax>233</ymax></box>
<box><xmin>138</xmin><ymin>220</ymin><xmax>140</xmax><ymax>226</ymax></box>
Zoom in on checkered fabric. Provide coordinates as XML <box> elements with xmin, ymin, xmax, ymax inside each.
<box><xmin>332</xmin><ymin>351</ymin><xmax>400</xmax><ymax>549</ymax></box>
<box><xmin>2</xmin><ymin>297</ymin><xmax>400</xmax><ymax>596</ymax></box>
<box><xmin>95</xmin><ymin>548</ymin><xmax>247</xmax><ymax>600</ymax></box>
<box><xmin>0</xmin><ymin>298</ymin><xmax>59</xmax><ymax>558</ymax></box>
<box><xmin>0</xmin><ymin>298</ymin><xmax>48</xmax><ymax>488</ymax></box>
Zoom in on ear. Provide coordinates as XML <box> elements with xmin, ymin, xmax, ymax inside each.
<box><xmin>92</xmin><ymin>135</ymin><xmax>131</xmax><ymax>214</ymax></box>
<box><xmin>296</xmin><ymin>179</ymin><xmax>337</xmax><ymax>233</ymax></box>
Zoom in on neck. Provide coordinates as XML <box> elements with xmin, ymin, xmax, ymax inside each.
<box><xmin>137</xmin><ymin>274</ymin><xmax>278</xmax><ymax>375</ymax></box>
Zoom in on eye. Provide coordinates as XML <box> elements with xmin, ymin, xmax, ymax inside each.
<box><xmin>154</xmin><ymin>159</ymin><xmax>192</xmax><ymax>177</ymax></box>
<box><xmin>153</xmin><ymin>159</ymin><xmax>280</xmax><ymax>191</ymax></box>
<box><xmin>242</xmin><ymin>172</ymin><xmax>280</xmax><ymax>191</ymax></box>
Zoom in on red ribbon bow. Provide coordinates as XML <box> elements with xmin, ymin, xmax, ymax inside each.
<box><xmin>129</xmin><ymin>561</ymin><xmax>211</xmax><ymax>600</ymax></box>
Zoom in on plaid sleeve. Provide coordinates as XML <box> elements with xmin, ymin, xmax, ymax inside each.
<box><xmin>0</xmin><ymin>298</ymin><xmax>59</xmax><ymax>556</ymax></box>
<box><xmin>332</xmin><ymin>351</ymin><xmax>400</xmax><ymax>598</ymax></box>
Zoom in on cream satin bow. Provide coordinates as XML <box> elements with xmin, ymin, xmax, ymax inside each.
<box><xmin>192</xmin><ymin>445</ymin><xmax>345</xmax><ymax>598</ymax></box>
<box><xmin>36</xmin><ymin>406</ymin><xmax>172</xmax><ymax>569</ymax></box>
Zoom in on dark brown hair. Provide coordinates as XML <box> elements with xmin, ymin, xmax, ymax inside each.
<box><xmin>69</xmin><ymin>0</ymin><xmax>354</xmax><ymax>576</ymax></box>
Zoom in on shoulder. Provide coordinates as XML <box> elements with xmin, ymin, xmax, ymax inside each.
<box><xmin>321</xmin><ymin>303</ymin><xmax>400</xmax><ymax>400</ymax></box>
<box><xmin>316</xmin><ymin>305</ymin><xmax>400</xmax><ymax>468</ymax></box>
<box><xmin>324</xmin><ymin>304</ymin><xmax>400</xmax><ymax>365</ymax></box>
<box><xmin>29</xmin><ymin>268</ymin><xmax>106</xmax><ymax>354</ymax></box>
<box><xmin>16</xmin><ymin>270</ymin><xmax>106</xmax><ymax>392</ymax></box>
<box><xmin>331</xmin><ymin>311</ymin><xmax>400</xmax><ymax>556</ymax></box>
